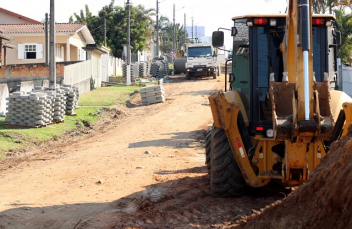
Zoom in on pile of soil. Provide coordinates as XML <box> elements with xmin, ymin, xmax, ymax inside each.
<box><xmin>239</xmin><ymin>125</ymin><xmax>352</xmax><ymax>229</ymax></box>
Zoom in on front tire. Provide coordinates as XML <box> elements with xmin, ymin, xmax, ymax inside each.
<box><xmin>210</xmin><ymin>126</ymin><xmax>246</xmax><ymax>197</ymax></box>
<box><xmin>213</xmin><ymin>72</ymin><xmax>217</xmax><ymax>79</ymax></box>
<box><xmin>205</xmin><ymin>126</ymin><xmax>212</xmax><ymax>173</ymax></box>
<box><xmin>186</xmin><ymin>73</ymin><xmax>190</xmax><ymax>80</ymax></box>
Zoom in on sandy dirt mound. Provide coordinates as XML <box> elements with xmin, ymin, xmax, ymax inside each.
<box><xmin>238</xmin><ymin>125</ymin><xmax>352</xmax><ymax>229</ymax></box>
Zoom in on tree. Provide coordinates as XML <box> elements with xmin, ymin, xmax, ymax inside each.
<box><xmin>156</xmin><ymin>16</ymin><xmax>187</xmax><ymax>54</ymax></box>
<box><xmin>312</xmin><ymin>0</ymin><xmax>335</xmax><ymax>13</ymax></box>
<box><xmin>70</xmin><ymin>0</ymin><xmax>155</xmax><ymax>57</ymax></box>
<box><xmin>312</xmin><ymin>1</ymin><xmax>352</xmax><ymax>65</ymax></box>
<box><xmin>312</xmin><ymin>0</ymin><xmax>350</xmax><ymax>14</ymax></box>
<box><xmin>334</xmin><ymin>7</ymin><xmax>352</xmax><ymax>65</ymax></box>
<box><xmin>69</xmin><ymin>4</ymin><xmax>94</xmax><ymax>23</ymax></box>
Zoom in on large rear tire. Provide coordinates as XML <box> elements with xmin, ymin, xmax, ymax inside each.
<box><xmin>205</xmin><ymin>126</ymin><xmax>212</xmax><ymax>173</ymax></box>
<box><xmin>210</xmin><ymin>126</ymin><xmax>246</xmax><ymax>197</ymax></box>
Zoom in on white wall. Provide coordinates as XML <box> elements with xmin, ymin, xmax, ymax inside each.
<box><xmin>92</xmin><ymin>52</ymin><xmax>102</xmax><ymax>88</ymax></box>
<box><xmin>109</xmin><ymin>56</ymin><xmax>124</xmax><ymax>77</ymax></box>
<box><xmin>64</xmin><ymin>60</ymin><xmax>92</xmax><ymax>86</ymax></box>
<box><xmin>342</xmin><ymin>65</ymin><xmax>352</xmax><ymax>97</ymax></box>
<box><xmin>0</xmin><ymin>83</ymin><xmax>9</xmax><ymax>116</ymax></box>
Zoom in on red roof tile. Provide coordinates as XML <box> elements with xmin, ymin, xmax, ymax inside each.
<box><xmin>0</xmin><ymin>23</ymin><xmax>86</xmax><ymax>34</ymax></box>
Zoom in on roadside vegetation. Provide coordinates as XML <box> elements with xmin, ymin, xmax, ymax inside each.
<box><xmin>312</xmin><ymin>0</ymin><xmax>352</xmax><ymax>65</ymax></box>
<box><xmin>0</xmin><ymin>85</ymin><xmax>141</xmax><ymax>155</ymax></box>
<box><xmin>69</xmin><ymin>0</ymin><xmax>187</xmax><ymax>58</ymax></box>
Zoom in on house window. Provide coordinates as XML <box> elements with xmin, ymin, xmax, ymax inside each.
<box><xmin>25</xmin><ymin>45</ymin><xmax>36</xmax><ymax>59</ymax></box>
<box><xmin>18</xmin><ymin>44</ymin><xmax>43</xmax><ymax>60</ymax></box>
<box><xmin>56</xmin><ymin>44</ymin><xmax>62</xmax><ymax>58</ymax></box>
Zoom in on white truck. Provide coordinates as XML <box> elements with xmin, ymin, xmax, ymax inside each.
<box><xmin>185</xmin><ymin>43</ymin><xmax>220</xmax><ymax>80</ymax></box>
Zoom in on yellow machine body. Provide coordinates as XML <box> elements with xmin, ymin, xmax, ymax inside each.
<box><xmin>208</xmin><ymin>0</ymin><xmax>352</xmax><ymax>189</ymax></box>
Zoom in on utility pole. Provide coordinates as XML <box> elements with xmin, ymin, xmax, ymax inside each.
<box><xmin>173</xmin><ymin>4</ymin><xmax>176</xmax><ymax>57</ymax></box>
<box><xmin>156</xmin><ymin>0</ymin><xmax>159</xmax><ymax>57</ymax></box>
<box><xmin>49</xmin><ymin>0</ymin><xmax>56</xmax><ymax>89</ymax></box>
<box><xmin>104</xmin><ymin>18</ymin><xmax>106</xmax><ymax>46</ymax></box>
<box><xmin>195</xmin><ymin>25</ymin><xmax>197</xmax><ymax>42</ymax></box>
<box><xmin>184</xmin><ymin>13</ymin><xmax>186</xmax><ymax>46</ymax></box>
<box><xmin>126</xmin><ymin>0</ymin><xmax>131</xmax><ymax>86</ymax></box>
<box><xmin>191</xmin><ymin>17</ymin><xmax>194</xmax><ymax>43</ymax></box>
<box><xmin>45</xmin><ymin>13</ymin><xmax>49</xmax><ymax>65</ymax></box>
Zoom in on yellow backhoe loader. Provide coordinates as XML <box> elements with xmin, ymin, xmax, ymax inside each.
<box><xmin>207</xmin><ymin>0</ymin><xmax>352</xmax><ymax>197</ymax></box>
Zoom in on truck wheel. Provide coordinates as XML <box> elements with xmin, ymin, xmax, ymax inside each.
<box><xmin>210</xmin><ymin>126</ymin><xmax>246</xmax><ymax>197</ymax></box>
<box><xmin>205</xmin><ymin>126</ymin><xmax>212</xmax><ymax>173</ymax></box>
<box><xmin>186</xmin><ymin>73</ymin><xmax>190</xmax><ymax>80</ymax></box>
<box><xmin>217</xmin><ymin>67</ymin><xmax>220</xmax><ymax>76</ymax></box>
<box><xmin>213</xmin><ymin>72</ymin><xmax>217</xmax><ymax>79</ymax></box>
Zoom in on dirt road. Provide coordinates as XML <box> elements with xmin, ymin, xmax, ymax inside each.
<box><xmin>0</xmin><ymin>74</ymin><xmax>289</xmax><ymax>229</ymax></box>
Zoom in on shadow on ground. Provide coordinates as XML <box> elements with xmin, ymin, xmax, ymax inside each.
<box><xmin>0</xmin><ymin>165</ymin><xmax>291</xmax><ymax>229</ymax></box>
<box><xmin>129</xmin><ymin>129</ymin><xmax>206</xmax><ymax>149</ymax></box>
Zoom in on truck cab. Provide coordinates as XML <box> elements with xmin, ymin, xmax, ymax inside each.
<box><xmin>185</xmin><ymin>43</ymin><xmax>220</xmax><ymax>80</ymax></box>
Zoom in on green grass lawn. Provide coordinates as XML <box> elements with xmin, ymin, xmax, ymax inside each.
<box><xmin>0</xmin><ymin>85</ymin><xmax>142</xmax><ymax>153</ymax></box>
<box><xmin>79</xmin><ymin>85</ymin><xmax>141</xmax><ymax>106</ymax></box>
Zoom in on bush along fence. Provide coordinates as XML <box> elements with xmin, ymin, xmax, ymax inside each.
<box><xmin>4</xmin><ymin>85</ymin><xmax>79</xmax><ymax>128</ymax></box>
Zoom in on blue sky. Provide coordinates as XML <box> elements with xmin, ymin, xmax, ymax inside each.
<box><xmin>1</xmin><ymin>0</ymin><xmax>287</xmax><ymax>48</ymax></box>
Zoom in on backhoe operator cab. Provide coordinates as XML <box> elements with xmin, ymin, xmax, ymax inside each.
<box><xmin>207</xmin><ymin>12</ymin><xmax>350</xmax><ymax>198</ymax></box>
<box><xmin>216</xmin><ymin>14</ymin><xmax>338</xmax><ymax>137</ymax></box>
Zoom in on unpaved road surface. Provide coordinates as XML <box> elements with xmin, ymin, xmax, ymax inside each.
<box><xmin>0</xmin><ymin>74</ymin><xmax>289</xmax><ymax>229</ymax></box>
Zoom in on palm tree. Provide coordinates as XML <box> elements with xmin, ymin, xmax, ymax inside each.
<box><xmin>312</xmin><ymin>0</ymin><xmax>351</xmax><ymax>14</ymax></box>
<box><xmin>69</xmin><ymin>4</ymin><xmax>93</xmax><ymax>23</ymax></box>
<box><xmin>334</xmin><ymin>7</ymin><xmax>352</xmax><ymax>65</ymax></box>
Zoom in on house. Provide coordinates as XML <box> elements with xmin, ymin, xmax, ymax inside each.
<box><xmin>0</xmin><ymin>23</ymin><xmax>95</xmax><ymax>65</ymax></box>
<box><xmin>0</xmin><ymin>7</ymin><xmax>41</xmax><ymax>24</ymax></box>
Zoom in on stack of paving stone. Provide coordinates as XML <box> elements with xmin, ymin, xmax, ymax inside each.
<box><xmin>140</xmin><ymin>80</ymin><xmax>165</xmax><ymax>105</ymax></box>
<box><xmin>60</xmin><ymin>86</ymin><xmax>77</xmax><ymax>115</ymax></box>
<box><xmin>145</xmin><ymin>61</ymin><xmax>151</xmax><ymax>76</ymax></box>
<box><xmin>5</xmin><ymin>91</ymin><xmax>53</xmax><ymax>127</ymax></box>
<box><xmin>72</xmin><ymin>86</ymin><xmax>80</xmax><ymax>108</ymax></box>
<box><xmin>45</xmin><ymin>92</ymin><xmax>54</xmax><ymax>124</ymax></box>
<box><xmin>161</xmin><ymin>60</ymin><xmax>169</xmax><ymax>75</ymax></box>
<box><xmin>51</xmin><ymin>91</ymin><xmax>65</xmax><ymax>122</ymax></box>
<box><xmin>33</xmin><ymin>86</ymin><xmax>66</xmax><ymax>122</ymax></box>
<box><xmin>150</xmin><ymin>62</ymin><xmax>163</xmax><ymax>77</ymax></box>
<box><xmin>162</xmin><ymin>54</ymin><xmax>173</xmax><ymax>63</ymax></box>
<box><xmin>139</xmin><ymin>62</ymin><xmax>148</xmax><ymax>77</ymax></box>
<box><xmin>123</xmin><ymin>63</ymin><xmax>139</xmax><ymax>77</ymax></box>
<box><xmin>62</xmin><ymin>85</ymin><xmax>79</xmax><ymax>108</ymax></box>
<box><xmin>122</xmin><ymin>63</ymin><xmax>129</xmax><ymax>77</ymax></box>
<box><xmin>131</xmin><ymin>63</ymin><xmax>140</xmax><ymax>77</ymax></box>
